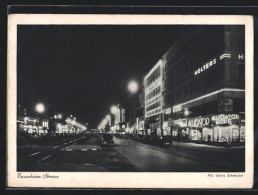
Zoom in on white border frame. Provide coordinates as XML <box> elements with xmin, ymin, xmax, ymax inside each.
<box><xmin>7</xmin><ymin>14</ymin><xmax>254</xmax><ymax>188</ymax></box>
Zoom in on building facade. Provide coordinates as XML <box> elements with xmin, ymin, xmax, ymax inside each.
<box><xmin>113</xmin><ymin>104</ymin><xmax>126</xmax><ymax>133</ymax></box>
<box><xmin>144</xmin><ymin>26</ymin><xmax>245</xmax><ymax>145</ymax></box>
<box><xmin>144</xmin><ymin>59</ymin><xmax>164</xmax><ymax>139</ymax></box>
<box><xmin>136</xmin><ymin>84</ymin><xmax>145</xmax><ymax>135</ymax></box>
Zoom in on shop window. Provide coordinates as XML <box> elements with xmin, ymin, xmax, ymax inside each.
<box><xmin>240</xmin><ymin>126</ymin><xmax>245</xmax><ymax>142</ymax></box>
<box><xmin>189</xmin><ymin>129</ymin><xmax>202</xmax><ymax>141</ymax></box>
<box><xmin>216</xmin><ymin>126</ymin><xmax>232</xmax><ymax>143</ymax></box>
<box><xmin>203</xmin><ymin>127</ymin><xmax>213</xmax><ymax>142</ymax></box>
<box><xmin>232</xmin><ymin>125</ymin><xmax>240</xmax><ymax>142</ymax></box>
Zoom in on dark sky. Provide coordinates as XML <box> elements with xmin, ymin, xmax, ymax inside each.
<box><xmin>17</xmin><ymin>25</ymin><xmax>200</xmax><ymax>127</ymax></box>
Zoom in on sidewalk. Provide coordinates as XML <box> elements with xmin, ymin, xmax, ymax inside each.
<box><xmin>170</xmin><ymin>141</ymin><xmax>244</xmax><ymax>152</ymax></box>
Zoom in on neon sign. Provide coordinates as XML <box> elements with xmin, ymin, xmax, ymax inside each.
<box><xmin>188</xmin><ymin>117</ymin><xmax>210</xmax><ymax>128</ymax></box>
<box><xmin>194</xmin><ymin>58</ymin><xmax>217</xmax><ymax>76</ymax></box>
<box><xmin>211</xmin><ymin>114</ymin><xmax>240</xmax><ymax>125</ymax></box>
<box><xmin>173</xmin><ymin>105</ymin><xmax>182</xmax><ymax>113</ymax></box>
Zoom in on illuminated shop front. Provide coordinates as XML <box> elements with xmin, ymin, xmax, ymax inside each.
<box><xmin>211</xmin><ymin>113</ymin><xmax>244</xmax><ymax>144</ymax></box>
<box><xmin>170</xmin><ymin>119</ymin><xmax>187</xmax><ymax>141</ymax></box>
<box><xmin>187</xmin><ymin>116</ymin><xmax>210</xmax><ymax>142</ymax></box>
<box><xmin>170</xmin><ymin>113</ymin><xmax>245</xmax><ymax>144</ymax></box>
<box><xmin>18</xmin><ymin>116</ymin><xmax>49</xmax><ymax>135</ymax></box>
<box><xmin>162</xmin><ymin>108</ymin><xmax>172</xmax><ymax>137</ymax></box>
<box><xmin>137</xmin><ymin>117</ymin><xmax>145</xmax><ymax>135</ymax></box>
<box><xmin>143</xmin><ymin>26</ymin><xmax>245</xmax><ymax>145</ymax></box>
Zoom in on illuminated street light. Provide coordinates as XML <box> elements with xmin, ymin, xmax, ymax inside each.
<box><xmin>35</xmin><ymin>103</ymin><xmax>45</xmax><ymax>113</ymax></box>
<box><xmin>128</xmin><ymin>80</ymin><xmax>139</xmax><ymax>94</ymax></box>
<box><xmin>110</xmin><ymin>105</ymin><xmax>118</xmax><ymax>114</ymax></box>
<box><xmin>58</xmin><ymin>114</ymin><xmax>63</xmax><ymax>119</ymax></box>
<box><xmin>183</xmin><ymin>108</ymin><xmax>190</xmax><ymax>116</ymax></box>
<box><xmin>128</xmin><ymin>80</ymin><xmax>139</xmax><ymax>135</ymax></box>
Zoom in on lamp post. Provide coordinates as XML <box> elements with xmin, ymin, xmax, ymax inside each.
<box><xmin>35</xmin><ymin>103</ymin><xmax>45</xmax><ymax>136</ymax></box>
<box><xmin>128</xmin><ymin>80</ymin><xmax>139</xmax><ymax>136</ymax></box>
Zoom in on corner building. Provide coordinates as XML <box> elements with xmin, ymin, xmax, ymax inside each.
<box><xmin>148</xmin><ymin>26</ymin><xmax>245</xmax><ymax>145</ymax></box>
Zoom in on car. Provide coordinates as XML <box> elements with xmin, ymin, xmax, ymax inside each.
<box><xmin>100</xmin><ymin>134</ymin><xmax>115</xmax><ymax>146</ymax></box>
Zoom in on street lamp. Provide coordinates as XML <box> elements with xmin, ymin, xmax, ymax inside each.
<box><xmin>35</xmin><ymin>103</ymin><xmax>45</xmax><ymax>114</ymax></box>
<box><xmin>128</xmin><ymin>80</ymin><xmax>139</xmax><ymax>136</ymax></box>
<box><xmin>110</xmin><ymin>105</ymin><xmax>118</xmax><ymax>115</ymax></box>
<box><xmin>183</xmin><ymin>108</ymin><xmax>190</xmax><ymax>117</ymax></box>
<box><xmin>128</xmin><ymin>80</ymin><xmax>139</xmax><ymax>94</ymax></box>
<box><xmin>58</xmin><ymin>114</ymin><xmax>63</xmax><ymax>119</ymax></box>
<box><xmin>35</xmin><ymin>103</ymin><xmax>45</xmax><ymax>136</ymax></box>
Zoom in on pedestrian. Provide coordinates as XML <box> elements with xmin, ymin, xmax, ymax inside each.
<box><xmin>208</xmin><ymin>134</ymin><xmax>211</xmax><ymax>144</ymax></box>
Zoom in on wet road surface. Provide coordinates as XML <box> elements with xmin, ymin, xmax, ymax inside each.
<box><xmin>17</xmin><ymin>134</ymin><xmax>244</xmax><ymax>172</ymax></box>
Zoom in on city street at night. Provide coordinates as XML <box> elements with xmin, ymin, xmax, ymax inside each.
<box><xmin>15</xmin><ymin>24</ymin><xmax>246</xmax><ymax>173</ymax></box>
<box><xmin>18</xmin><ymin>134</ymin><xmax>244</xmax><ymax>172</ymax></box>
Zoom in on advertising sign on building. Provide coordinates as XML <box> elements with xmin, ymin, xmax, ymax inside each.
<box><xmin>164</xmin><ymin>108</ymin><xmax>171</xmax><ymax>114</ymax></box>
<box><xmin>121</xmin><ymin>109</ymin><xmax>125</xmax><ymax>122</ymax></box>
<box><xmin>173</xmin><ymin>105</ymin><xmax>182</xmax><ymax>113</ymax></box>
<box><xmin>194</xmin><ymin>58</ymin><xmax>217</xmax><ymax>76</ymax></box>
<box><xmin>211</xmin><ymin>114</ymin><xmax>240</xmax><ymax>125</ymax></box>
<box><xmin>187</xmin><ymin>117</ymin><xmax>210</xmax><ymax>128</ymax></box>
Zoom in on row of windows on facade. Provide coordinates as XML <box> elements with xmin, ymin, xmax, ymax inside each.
<box><xmin>146</xmin><ymin>107</ymin><xmax>162</xmax><ymax>117</ymax></box>
<box><xmin>162</xmin><ymin>73</ymin><xmax>220</xmax><ymax>106</ymax></box>
<box><xmin>145</xmin><ymin>66</ymin><xmax>244</xmax><ymax>111</ymax></box>
<box><xmin>163</xmin><ymin>33</ymin><xmax>244</xmax><ymax>82</ymax></box>
<box><xmin>144</xmin><ymin>32</ymin><xmax>244</xmax><ymax>110</ymax></box>
<box><xmin>146</xmin><ymin>96</ymin><xmax>161</xmax><ymax>107</ymax></box>
<box><xmin>146</xmin><ymin>86</ymin><xmax>161</xmax><ymax>101</ymax></box>
<box><xmin>163</xmin><ymin>56</ymin><xmax>199</xmax><ymax>81</ymax></box>
<box><xmin>145</xmin><ymin>68</ymin><xmax>161</xmax><ymax>88</ymax></box>
<box><xmin>163</xmin><ymin>63</ymin><xmax>244</xmax><ymax>104</ymax></box>
<box><xmin>146</xmin><ymin>100</ymin><xmax>161</xmax><ymax>112</ymax></box>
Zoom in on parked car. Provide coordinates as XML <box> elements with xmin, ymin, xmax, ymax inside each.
<box><xmin>100</xmin><ymin>134</ymin><xmax>115</xmax><ymax>146</ymax></box>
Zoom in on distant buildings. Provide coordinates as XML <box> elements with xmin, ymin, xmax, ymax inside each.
<box><xmin>112</xmin><ymin>104</ymin><xmax>126</xmax><ymax>133</ymax></box>
<box><xmin>17</xmin><ymin>72</ymin><xmax>49</xmax><ymax>136</ymax></box>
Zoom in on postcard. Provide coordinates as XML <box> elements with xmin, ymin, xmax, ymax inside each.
<box><xmin>7</xmin><ymin>14</ymin><xmax>254</xmax><ymax>188</ymax></box>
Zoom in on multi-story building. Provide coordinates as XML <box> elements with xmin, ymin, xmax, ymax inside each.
<box><xmin>144</xmin><ymin>59</ymin><xmax>164</xmax><ymax>138</ymax></box>
<box><xmin>136</xmin><ymin>84</ymin><xmax>145</xmax><ymax>135</ymax></box>
<box><xmin>113</xmin><ymin>104</ymin><xmax>126</xmax><ymax>132</ymax></box>
<box><xmin>144</xmin><ymin>25</ymin><xmax>245</xmax><ymax>145</ymax></box>
<box><xmin>162</xmin><ymin>25</ymin><xmax>245</xmax><ymax>144</ymax></box>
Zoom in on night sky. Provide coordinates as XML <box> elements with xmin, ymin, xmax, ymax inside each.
<box><xmin>17</xmin><ymin>25</ymin><xmax>211</xmax><ymax>127</ymax></box>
